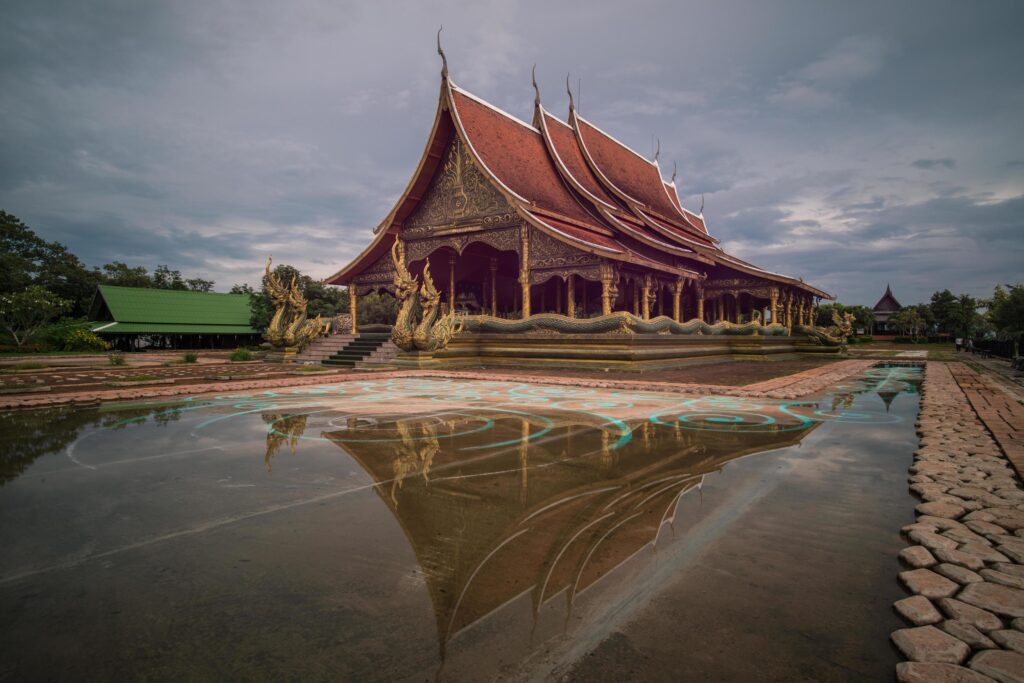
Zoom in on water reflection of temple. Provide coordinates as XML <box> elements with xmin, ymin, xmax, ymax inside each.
<box><xmin>298</xmin><ymin>411</ymin><xmax>823</xmax><ymax>658</ymax></box>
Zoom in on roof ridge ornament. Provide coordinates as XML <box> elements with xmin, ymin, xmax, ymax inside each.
<box><xmin>436</xmin><ymin>26</ymin><xmax>448</xmax><ymax>79</ymax></box>
<box><xmin>566</xmin><ymin>73</ymin><xmax>575</xmax><ymax>113</ymax></box>
<box><xmin>532</xmin><ymin>64</ymin><xmax>540</xmax><ymax>106</ymax></box>
<box><xmin>699</xmin><ymin>193</ymin><xmax>705</xmax><ymax>215</ymax></box>
<box><xmin>654</xmin><ymin>138</ymin><xmax>660</xmax><ymax>162</ymax></box>
<box><xmin>671</xmin><ymin>161</ymin><xmax>677</xmax><ymax>183</ymax></box>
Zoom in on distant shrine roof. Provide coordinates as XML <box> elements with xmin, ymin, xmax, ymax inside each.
<box><xmin>873</xmin><ymin>285</ymin><xmax>902</xmax><ymax>312</ymax></box>
<box><xmin>326</xmin><ymin>42</ymin><xmax>831</xmax><ymax>300</ymax></box>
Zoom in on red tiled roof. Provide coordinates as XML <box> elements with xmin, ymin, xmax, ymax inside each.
<box><xmin>450</xmin><ymin>87</ymin><xmax>603</xmax><ymax>229</ymax></box>
<box><xmin>540</xmin><ymin>110</ymin><xmax>621</xmax><ymax>210</ymax></box>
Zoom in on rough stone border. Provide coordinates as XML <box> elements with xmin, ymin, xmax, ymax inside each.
<box><xmin>894</xmin><ymin>362</ymin><xmax>1024</xmax><ymax>681</ymax></box>
<box><xmin>0</xmin><ymin>359</ymin><xmax>875</xmax><ymax>411</ymax></box>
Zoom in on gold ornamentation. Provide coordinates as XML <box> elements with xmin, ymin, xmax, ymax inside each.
<box><xmin>414</xmin><ymin>260</ymin><xmax>463</xmax><ymax>351</ymax></box>
<box><xmin>263</xmin><ymin>256</ymin><xmax>326</xmax><ymax>352</ymax></box>
<box><xmin>390</xmin><ymin>240</ymin><xmax>418</xmax><ymax>351</ymax></box>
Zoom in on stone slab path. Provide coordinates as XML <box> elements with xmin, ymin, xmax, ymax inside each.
<box><xmin>895</xmin><ymin>362</ymin><xmax>1024</xmax><ymax>681</ymax></box>
<box><xmin>950</xmin><ymin>363</ymin><xmax>1024</xmax><ymax>478</ymax></box>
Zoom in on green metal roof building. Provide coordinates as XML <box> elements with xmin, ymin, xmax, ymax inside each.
<box><xmin>89</xmin><ymin>285</ymin><xmax>259</xmax><ymax>347</ymax></box>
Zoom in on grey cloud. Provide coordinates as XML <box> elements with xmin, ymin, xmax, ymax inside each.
<box><xmin>912</xmin><ymin>158</ymin><xmax>956</xmax><ymax>170</ymax></box>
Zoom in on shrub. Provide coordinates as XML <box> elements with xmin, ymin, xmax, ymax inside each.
<box><xmin>108</xmin><ymin>352</ymin><xmax>126</xmax><ymax>366</ymax></box>
<box><xmin>183</xmin><ymin>352</ymin><xmax>198</xmax><ymax>363</ymax></box>
<box><xmin>63</xmin><ymin>328</ymin><xmax>108</xmax><ymax>352</ymax></box>
<box><xmin>229</xmin><ymin>348</ymin><xmax>253</xmax><ymax>362</ymax></box>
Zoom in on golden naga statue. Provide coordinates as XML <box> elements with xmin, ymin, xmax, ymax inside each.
<box><xmin>263</xmin><ymin>257</ymin><xmax>326</xmax><ymax>351</ymax></box>
<box><xmin>390</xmin><ymin>239</ymin><xmax>463</xmax><ymax>352</ymax></box>
<box><xmin>825</xmin><ymin>310</ymin><xmax>856</xmax><ymax>340</ymax></box>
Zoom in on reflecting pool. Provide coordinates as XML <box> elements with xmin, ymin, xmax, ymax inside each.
<box><xmin>0</xmin><ymin>365</ymin><xmax>922</xmax><ymax>681</ymax></box>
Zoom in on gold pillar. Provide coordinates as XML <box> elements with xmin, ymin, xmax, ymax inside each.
<box><xmin>567</xmin><ymin>274</ymin><xmax>576</xmax><ymax>319</ymax></box>
<box><xmin>448</xmin><ymin>252</ymin><xmax>456</xmax><ymax>313</ymax></box>
<box><xmin>672</xmin><ymin>278</ymin><xmax>683</xmax><ymax>322</ymax></box>
<box><xmin>599</xmin><ymin>264</ymin><xmax>614</xmax><ymax>316</ymax></box>
<box><xmin>489</xmin><ymin>257</ymin><xmax>497</xmax><ymax>316</ymax></box>
<box><xmin>349</xmin><ymin>287</ymin><xmax>358</xmax><ymax>335</ymax></box>
<box><xmin>797</xmin><ymin>296</ymin><xmax>805</xmax><ymax>328</ymax></box>
<box><xmin>641</xmin><ymin>274</ymin><xmax>652</xmax><ymax>320</ymax></box>
<box><xmin>769</xmin><ymin>287</ymin><xmax>779</xmax><ymax>325</ymax></box>
<box><xmin>696</xmin><ymin>286</ymin><xmax>704</xmax><ymax>322</ymax></box>
<box><xmin>519</xmin><ymin>227</ymin><xmax>530</xmax><ymax>318</ymax></box>
<box><xmin>784</xmin><ymin>292</ymin><xmax>793</xmax><ymax>330</ymax></box>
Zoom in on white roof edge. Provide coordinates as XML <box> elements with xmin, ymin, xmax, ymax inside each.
<box><xmin>91</xmin><ymin>321</ymin><xmax>118</xmax><ymax>332</ymax></box>
<box><xmin>450</xmin><ymin>82</ymin><xmax>540</xmax><ymax>133</ymax></box>
<box><xmin>538</xmin><ymin>106</ymin><xmax>619</xmax><ymax>213</ymax></box>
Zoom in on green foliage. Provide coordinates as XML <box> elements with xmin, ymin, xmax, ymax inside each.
<box><xmin>890</xmin><ymin>307</ymin><xmax>928</xmax><ymax>339</ymax></box>
<box><xmin>0</xmin><ymin>286</ymin><xmax>72</xmax><ymax>348</ymax></box>
<box><xmin>250</xmin><ymin>263</ymin><xmax>349</xmax><ymax>330</ymax></box>
<box><xmin>929</xmin><ymin>289</ymin><xmax>958</xmax><ymax>333</ymax></box>
<box><xmin>989</xmin><ymin>283</ymin><xmax>1024</xmax><ymax>356</ymax></box>
<box><xmin>62</xmin><ymin>328</ymin><xmax>107</xmax><ymax>352</ymax></box>
<box><xmin>358</xmin><ymin>291</ymin><xmax>398</xmax><ymax>325</ymax></box>
<box><xmin>229</xmin><ymin>283</ymin><xmax>255</xmax><ymax>295</ymax></box>
<box><xmin>229</xmin><ymin>348</ymin><xmax>253</xmax><ymax>362</ymax></box>
<box><xmin>108</xmin><ymin>352</ymin><xmax>126</xmax><ymax>366</ymax></box>
<box><xmin>182</xmin><ymin>352</ymin><xmax>198</xmax><ymax>363</ymax></box>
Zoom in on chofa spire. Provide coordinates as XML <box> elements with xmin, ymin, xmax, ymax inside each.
<box><xmin>436</xmin><ymin>26</ymin><xmax>448</xmax><ymax>79</ymax></box>
<box><xmin>532</xmin><ymin>64</ymin><xmax>540</xmax><ymax>106</ymax></box>
<box><xmin>566</xmin><ymin>73</ymin><xmax>575</xmax><ymax>113</ymax></box>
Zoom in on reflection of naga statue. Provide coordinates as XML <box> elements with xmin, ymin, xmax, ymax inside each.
<box><xmin>414</xmin><ymin>261</ymin><xmax>463</xmax><ymax>351</ymax></box>
<box><xmin>391</xmin><ymin>240</ymin><xmax>418</xmax><ymax>351</ymax></box>
<box><xmin>389</xmin><ymin>420</ymin><xmax>439</xmax><ymax>505</ymax></box>
<box><xmin>264</xmin><ymin>257</ymin><xmax>326</xmax><ymax>352</ymax></box>
<box><xmin>263</xmin><ymin>413</ymin><xmax>309</xmax><ymax>472</ymax></box>
<box><xmin>389</xmin><ymin>239</ymin><xmax>463</xmax><ymax>352</ymax></box>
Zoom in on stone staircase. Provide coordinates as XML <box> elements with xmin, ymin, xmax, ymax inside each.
<box><xmin>322</xmin><ymin>333</ymin><xmax>393</xmax><ymax>368</ymax></box>
<box><xmin>293</xmin><ymin>333</ymin><xmax>356</xmax><ymax>364</ymax></box>
<box><xmin>355</xmin><ymin>339</ymin><xmax>400</xmax><ymax>368</ymax></box>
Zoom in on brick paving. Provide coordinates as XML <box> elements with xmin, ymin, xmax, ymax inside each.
<box><xmin>949</xmin><ymin>363</ymin><xmax>1024</xmax><ymax>477</ymax></box>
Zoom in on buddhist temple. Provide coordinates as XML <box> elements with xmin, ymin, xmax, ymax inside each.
<box><xmin>326</xmin><ymin>39</ymin><xmax>836</xmax><ymax>367</ymax></box>
<box><xmin>871</xmin><ymin>284</ymin><xmax>903</xmax><ymax>334</ymax></box>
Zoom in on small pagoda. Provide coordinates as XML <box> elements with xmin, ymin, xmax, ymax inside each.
<box><xmin>326</xmin><ymin>38</ymin><xmax>835</xmax><ymax>366</ymax></box>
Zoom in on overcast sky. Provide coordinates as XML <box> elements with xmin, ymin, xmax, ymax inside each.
<box><xmin>1</xmin><ymin>0</ymin><xmax>1021</xmax><ymax>305</ymax></box>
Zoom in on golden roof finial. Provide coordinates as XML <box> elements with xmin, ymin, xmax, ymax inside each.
<box><xmin>566</xmin><ymin>73</ymin><xmax>575</xmax><ymax>113</ymax></box>
<box><xmin>671</xmin><ymin>160</ymin><xmax>677</xmax><ymax>183</ymax></box>
<box><xmin>436</xmin><ymin>26</ymin><xmax>448</xmax><ymax>79</ymax></box>
<box><xmin>532</xmin><ymin>64</ymin><xmax>540</xmax><ymax>106</ymax></box>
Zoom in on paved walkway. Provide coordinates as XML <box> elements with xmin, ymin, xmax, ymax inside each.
<box><xmin>0</xmin><ymin>359</ymin><xmax>877</xmax><ymax>411</ymax></box>
<box><xmin>949</xmin><ymin>362</ymin><xmax>1024</xmax><ymax>477</ymax></box>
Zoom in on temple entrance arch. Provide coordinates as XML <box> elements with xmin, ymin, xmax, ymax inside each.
<box><xmin>407</xmin><ymin>241</ymin><xmax>520</xmax><ymax>317</ymax></box>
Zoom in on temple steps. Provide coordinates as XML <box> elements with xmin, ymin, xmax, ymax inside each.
<box><xmin>322</xmin><ymin>333</ymin><xmax>392</xmax><ymax>368</ymax></box>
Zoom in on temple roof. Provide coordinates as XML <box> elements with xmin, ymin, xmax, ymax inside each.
<box><xmin>326</xmin><ymin>61</ymin><xmax>832</xmax><ymax>299</ymax></box>
<box><xmin>873</xmin><ymin>285</ymin><xmax>902</xmax><ymax>312</ymax></box>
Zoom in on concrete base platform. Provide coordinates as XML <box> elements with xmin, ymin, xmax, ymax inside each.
<box><xmin>387</xmin><ymin>332</ymin><xmax>843</xmax><ymax>371</ymax></box>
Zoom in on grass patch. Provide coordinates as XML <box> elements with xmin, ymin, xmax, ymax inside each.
<box><xmin>1</xmin><ymin>362</ymin><xmax>50</xmax><ymax>372</ymax></box>
<box><xmin>294</xmin><ymin>366</ymin><xmax>330</xmax><ymax>372</ymax></box>
<box><xmin>229</xmin><ymin>348</ymin><xmax>254</xmax><ymax>362</ymax></box>
<box><xmin>182</xmin><ymin>352</ymin><xmax>199</xmax><ymax>364</ymax></box>
<box><xmin>119</xmin><ymin>374</ymin><xmax>163</xmax><ymax>382</ymax></box>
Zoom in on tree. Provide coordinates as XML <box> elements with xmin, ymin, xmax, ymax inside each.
<box><xmin>816</xmin><ymin>303</ymin><xmax>873</xmax><ymax>333</ymax></box>
<box><xmin>890</xmin><ymin>307</ymin><xmax>925</xmax><ymax>340</ymax></box>
<box><xmin>951</xmin><ymin>294</ymin><xmax>982</xmax><ymax>339</ymax></box>
<box><xmin>100</xmin><ymin>262</ymin><xmax>154</xmax><ymax>288</ymax></box>
<box><xmin>1</xmin><ymin>211</ymin><xmax>100</xmax><ymax>316</ymax></box>
<box><xmin>0</xmin><ymin>286</ymin><xmax>71</xmax><ymax>347</ymax></box>
<box><xmin>185</xmin><ymin>278</ymin><xmax>215</xmax><ymax>292</ymax></box>
<box><xmin>229</xmin><ymin>283</ymin><xmax>255</xmax><ymax>295</ymax></box>
<box><xmin>989</xmin><ymin>284</ymin><xmax>1024</xmax><ymax>357</ymax></box>
<box><xmin>930</xmin><ymin>289</ymin><xmax>959</xmax><ymax>333</ymax></box>
<box><xmin>358</xmin><ymin>291</ymin><xmax>398</xmax><ymax>325</ymax></box>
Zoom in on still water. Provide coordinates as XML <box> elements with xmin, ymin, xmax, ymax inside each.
<box><xmin>0</xmin><ymin>365</ymin><xmax>921</xmax><ymax>681</ymax></box>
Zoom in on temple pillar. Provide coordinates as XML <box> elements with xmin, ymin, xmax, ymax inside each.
<box><xmin>784</xmin><ymin>292</ymin><xmax>793</xmax><ymax>330</ymax></box>
<box><xmin>448</xmin><ymin>253</ymin><xmax>456</xmax><ymax>313</ymax></box>
<box><xmin>349</xmin><ymin>288</ymin><xmax>358</xmax><ymax>335</ymax></box>
<box><xmin>797</xmin><ymin>296</ymin><xmax>805</xmax><ymax>328</ymax></box>
<box><xmin>696</xmin><ymin>286</ymin><xmax>705</xmax><ymax>322</ymax></box>
<box><xmin>769</xmin><ymin>287</ymin><xmax>779</xmax><ymax>325</ymax></box>
<box><xmin>599</xmin><ymin>264</ymin><xmax>614</xmax><ymax>316</ymax></box>
<box><xmin>489</xmin><ymin>257</ymin><xmax>497</xmax><ymax>316</ymax></box>
<box><xmin>672</xmin><ymin>278</ymin><xmax>683</xmax><ymax>322</ymax></box>
<box><xmin>519</xmin><ymin>228</ymin><xmax>530</xmax><ymax>318</ymax></box>
<box><xmin>657</xmin><ymin>284</ymin><xmax>664</xmax><ymax>317</ymax></box>
<box><xmin>642</xmin><ymin>274</ymin><xmax>652</xmax><ymax>320</ymax></box>
<box><xmin>567</xmin><ymin>274</ymin><xmax>576</xmax><ymax>319</ymax></box>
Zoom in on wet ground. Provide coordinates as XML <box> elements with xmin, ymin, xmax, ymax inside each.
<box><xmin>0</xmin><ymin>366</ymin><xmax>921</xmax><ymax>681</ymax></box>
<box><xmin>491</xmin><ymin>357</ymin><xmax>840</xmax><ymax>387</ymax></box>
